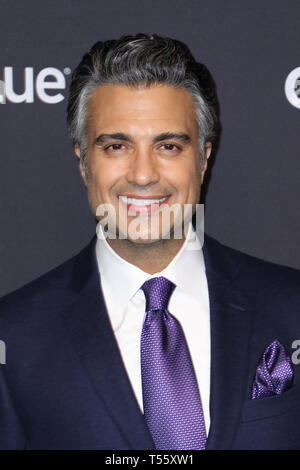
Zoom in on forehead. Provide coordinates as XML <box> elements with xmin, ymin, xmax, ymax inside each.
<box><xmin>87</xmin><ymin>84</ymin><xmax>198</xmax><ymax>137</ymax></box>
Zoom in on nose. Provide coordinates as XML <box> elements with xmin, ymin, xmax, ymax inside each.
<box><xmin>126</xmin><ymin>146</ymin><xmax>160</xmax><ymax>187</ymax></box>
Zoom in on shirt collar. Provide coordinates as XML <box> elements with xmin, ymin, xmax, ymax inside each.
<box><xmin>95</xmin><ymin>222</ymin><xmax>205</xmax><ymax>315</ymax></box>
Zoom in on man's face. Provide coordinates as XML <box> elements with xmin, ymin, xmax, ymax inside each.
<box><xmin>75</xmin><ymin>84</ymin><xmax>211</xmax><ymax>243</ymax></box>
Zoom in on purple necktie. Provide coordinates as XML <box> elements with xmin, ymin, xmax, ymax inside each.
<box><xmin>140</xmin><ymin>276</ymin><xmax>207</xmax><ymax>450</ymax></box>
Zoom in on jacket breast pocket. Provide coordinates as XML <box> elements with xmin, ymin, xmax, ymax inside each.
<box><xmin>241</xmin><ymin>383</ymin><xmax>300</xmax><ymax>423</ymax></box>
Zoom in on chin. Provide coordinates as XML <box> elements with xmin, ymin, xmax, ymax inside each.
<box><xmin>127</xmin><ymin>237</ymin><xmax>162</xmax><ymax>246</ymax></box>
<box><xmin>121</xmin><ymin>223</ymin><xmax>184</xmax><ymax>245</ymax></box>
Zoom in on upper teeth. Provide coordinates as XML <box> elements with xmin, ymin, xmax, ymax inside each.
<box><xmin>119</xmin><ymin>196</ymin><xmax>168</xmax><ymax>205</ymax></box>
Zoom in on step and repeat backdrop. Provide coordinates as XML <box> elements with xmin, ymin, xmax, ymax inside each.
<box><xmin>0</xmin><ymin>0</ymin><xmax>299</xmax><ymax>296</ymax></box>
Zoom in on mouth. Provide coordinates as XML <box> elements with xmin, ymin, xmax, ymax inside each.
<box><xmin>118</xmin><ymin>194</ymin><xmax>170</xmax><ymax>214</ymax></box>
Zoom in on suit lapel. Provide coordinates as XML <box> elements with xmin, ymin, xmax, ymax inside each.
<box><xmin>61</xmin><ymin>237</ymin><xmax>154</xmax><ymax>450</ymax></box>
<box><xmin>203</xmin><ymin>235</ymin><xmax>255</xmax><ymax>449</ymax></box>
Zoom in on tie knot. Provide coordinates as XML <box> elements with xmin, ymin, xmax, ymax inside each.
<box><xmin>141</xmin><ymin>276</ymin><xmax>176</xmax><ymax>311</ymax></box>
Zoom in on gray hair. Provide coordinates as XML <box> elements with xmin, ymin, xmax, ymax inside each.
<box><xmin>67</xmin><ymin>34</ymin><xmax>218</xmax><ymax>172</ymax></box>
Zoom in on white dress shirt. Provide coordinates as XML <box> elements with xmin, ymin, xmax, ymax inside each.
<box><xmin>95</xmin><ymin>222</ymin><xmax>211</xmax><ymax>433</ymax></box>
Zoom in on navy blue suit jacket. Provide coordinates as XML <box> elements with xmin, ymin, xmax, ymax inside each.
<box><xmin>0</xmin><ymin>233</ymin><xmax>300</xmax><ymax>449</ymax></box>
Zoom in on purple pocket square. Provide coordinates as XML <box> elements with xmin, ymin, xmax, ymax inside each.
<box><xmin>252</xmin><ymin>339</ymin><xmax>293</xmax><ymax>399</ymax></box>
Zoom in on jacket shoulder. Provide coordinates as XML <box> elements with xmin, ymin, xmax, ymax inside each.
<box><xmin>203</xmin><ymin>233</ymin><xmax>300</xmax><ymax>294</ymax></box>
<box><xmin>0</xmin><ymin>237</ymin><xmax>96</xmax><ymax>319</ymax></box>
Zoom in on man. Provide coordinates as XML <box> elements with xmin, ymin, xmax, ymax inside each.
<box><xmin>0</xmin><ymin>34</ymin><xmax>300</xmax><ymax>450</ymax></box>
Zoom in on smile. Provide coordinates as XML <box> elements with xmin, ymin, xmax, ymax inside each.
<box><xmin>118</xmin><ymin>195</ymin><xmax>170</xmax><ymax>214</ymax></box>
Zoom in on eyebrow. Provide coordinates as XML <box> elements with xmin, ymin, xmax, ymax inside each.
<box><xmin>152</xmin><ymin>132</ymin><xmax>191</xmax><ymax>145</ymax></box>
<box><xmin>94</xmin><ymin>132</ymin><xmax>192</xmax><ymax>146</ymax></box>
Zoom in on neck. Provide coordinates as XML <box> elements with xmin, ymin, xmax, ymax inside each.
<box><xmin>106</xmin><ymin>236</ymin><xmax>186</xmax><ymax>274</ymax></box>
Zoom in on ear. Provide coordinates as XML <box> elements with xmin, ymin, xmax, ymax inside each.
<box><xmin>199</xmin><ymin>142</ymin><xmax>212</xmax><ymax>184</ymax></box>
<box><xmin>74</xmin><ymin>143</ymin><xmax>88</xmax><ymax>186</ymax></box>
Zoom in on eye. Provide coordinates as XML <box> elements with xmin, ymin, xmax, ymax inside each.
<box><xmin>160</xmin><ymin>143</ymin><xmax>181</xmax><ymax>152</ymax></box>
<box><xmin>104</xmin><ymin>143</ymin><xmax>126</xmax><ymax>151</ymax></box>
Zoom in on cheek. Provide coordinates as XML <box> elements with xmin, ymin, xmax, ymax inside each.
<box><xmin>179</xmin><ymin>166</ymin><xmax>202</xmax><ymax>203</ymax></box>
<box><xmin>170</xmin><ymin>160</ymin><xmax>200</xmax><ymax>193</ymax></box>
<box><xmin>88</xmin><ymin>159</ymin><xmax>120</xmax><ymax>195</ymax></box>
